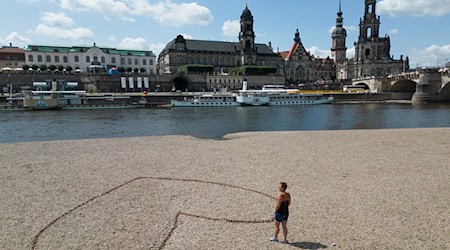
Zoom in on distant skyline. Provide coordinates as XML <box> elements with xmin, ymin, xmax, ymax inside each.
<box><xmin>1</xmin><ymin>0</ymin><xmax>450</xmax><ymax>67</ymax></box>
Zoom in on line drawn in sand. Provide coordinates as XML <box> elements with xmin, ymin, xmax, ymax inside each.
<box><xmin>31</xmin><ymin>177</ymin><xmax>275</xmax><ymax>249</ymax></box>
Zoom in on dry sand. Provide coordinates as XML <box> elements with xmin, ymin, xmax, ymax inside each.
<box><xmin>0</xmin><ymin>128</ymin><xmax>449</xmax><ymax>249</ymax></box>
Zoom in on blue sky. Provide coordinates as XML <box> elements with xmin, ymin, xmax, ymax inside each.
<box><xmin>1</xmin><ymin>0</ymin><xmax>450</xmax><ymax>67</ymax></box>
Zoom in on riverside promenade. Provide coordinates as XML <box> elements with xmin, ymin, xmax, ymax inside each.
<box><xmin>1</xmin><ymin>128</ymin><xmax>449</xmax><ymax>249</ymax></box>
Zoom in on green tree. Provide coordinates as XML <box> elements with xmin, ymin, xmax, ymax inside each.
<box><xmin>140</xmin><ymin>67</ymin><xmax>147</xmax><ymax>73</ymax></box>
<box><xmin>133</xmin><ymin>68</ymin><xmax>139</xmax><ymax>73</ymax></box>
<box><xmin>66</xmin><ymin>66</ymin><xmax>73</xmax><ymax>72</ymax></box>
<box><xmin>177</xmin><ymin>64</ymin><xmax>214</xmax><ymax>74</ymax></box>
<box><xmin>40</xmin><ymin>65</ymin><xmax>47</xmax><ymax>71</ymax></box>
<box><xmin>126</xmin><ymin>67</ymin><xmax>133</xmax><ymax>73</ymax></box>
<box><xmin>31</xmin><ymin>65</ymin><xmax>39</xmax><ymax>71</ymax></box>
<box><xmin>48</xmin><ymin>65</ymin><xmax>57</xmax><ymax>71</ymax></box>
<box><xmin>118</xmin><ymin>66</ymin><xmax>125</xmax><ymax>73</ymax></box>
<box><xmin>57</xmin><ymin>65</ymin><xmax>65</xmax><ymax>72</ymax></box>
<box><xmin>22</xmin><ymin>64</ymin><xmax>29</xmax><ymax>71</ymax></box>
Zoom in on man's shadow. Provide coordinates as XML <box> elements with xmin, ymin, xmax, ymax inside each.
<box><xmin>289</xmin><ymin>242</ymin><xmax>328</xmax><ymax>249</ymax></box>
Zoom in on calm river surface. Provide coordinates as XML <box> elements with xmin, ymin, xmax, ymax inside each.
<box><xmin>1</xmin><ymin>103</ymin><xmax>449</xmax><ymax>143</ymax></box>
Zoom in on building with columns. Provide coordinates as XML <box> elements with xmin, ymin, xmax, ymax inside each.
<box><xmin>157</xmin><ymin>5</ymin><xmax>283</xmax><ymax>75</ymax></box>
<box><xmin>333</xmin><ymin>0</ymin><xmax>409</xmax><ymax>80</ymax></box>
<box><xmin>24</xmin><ymin>44</ymin><xmax>156</xmax><ymax>74</ymax></box>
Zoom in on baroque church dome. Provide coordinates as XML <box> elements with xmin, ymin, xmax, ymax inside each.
<box><xmin>332</xmin><ymin>9</ymin><xmax>347</xmax><ymax>37</ymax></box>
<box><xmin>241</xmin><ymin>5</ymin><xmax>253</xmax><ymax>20</ymax></box>
<box><xmin>332</xmin><ymin>26</ymin><xmax>347</xmax><ymax>37</ymax></box>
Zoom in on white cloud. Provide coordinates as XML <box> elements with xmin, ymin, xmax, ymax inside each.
<box><xmin>108</xmin><ymin>35</ymin><xmax>117</xmax><ymax>41</ymax></box>
<box><xmin>180</xmin><ymin>34</ymin><xmax>193</xmax><ymax>40</ymax></box>
<box><xmin>328</xmin><ymin>25</ymin><xmax>357</xmax><ymax>33</ymax></box>
<box><xmin>345</xmin><ymin>26</ymin><xmax>357</xmax><ymax>32</ymax></box>
<box><xmin>387</xmin><ymin>29</ymin><xmax>399</xmax><ymax>35</ymax></box>
<box><xmin>41</xmin><ymin>12</ymin><xmax>74</xmax><ymax>27</ymax></box>
<box><xmin>307</xmin><ymin>46</ymin><xmax>331</xmax><ymax>59</ymax></box>
<box><xmin>222</xmin><ymin>20</ymin><xmax>240</xmax><ymax>37</ymax></box>
<box><xmin>378</xmin><ymin>0</ymin><xmax>450</xmax><ymax>17</ymax></box>
<box><xmin>122</xmin><ymin>16</ymin><xmax>136</xmax><ymax>22</ymax></box>
<box><xmin>60</xmin><ymin>0</ymin><xmax>129</xmax><ymax>17</ymax></box>
<box><xmin>410</xmin><ymin>44</ymin><xmax>450</xmax><ymax>67</ymax></box>
<box><xmin>347</xmin><ymin>46</ymin><xmax>355</xmax><ymax>59</ymax></box>
<box><xmin>35</xmin><ymin>12</ymin><xmax>94</xmax><ymax>40</ymax></box>
<box><xmin>0</xmin><ymin>32</ymin><xmax>31</xmax><ymax>47</ymax></box>
<box><xmin>137</xmin><ymin>1</ymin><xmax>213</xmax><ymax>27</ymax></box>
<box><xmin>35</xmin><ymin>24</ymin><xmax>94</xmax><ymax>40</ymax></box>
<box><xmin>59</xmin><ymin>0</ymin><xmax>213</xmax><ymax>27</ymax></box>
<box><xmin>149</xmin><ymin>42</ymin><xmax>166</xmax><ymax>55</ymax></box>
<box><xmin>118</xmin><ymin>37</ymin><xmax>148</xmax><ymax>50</ymax></box>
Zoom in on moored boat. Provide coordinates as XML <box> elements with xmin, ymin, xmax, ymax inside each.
<box><xmin>235</xmin><ymin>91</ymin><xmax>270</xmax><ymax>106</ymax></box>
<box><xmin>268</xmin><ymin>93</ymin><xmax>334</xmax><ymax>105</ymax></box>
<box><xmin>19</xmin><ymin>80</ymin><xmax>147</xmax><ymax>110</ymax></box>
<box><xmin>22</xmin><ymin>91</ymin><xmax>146</xmax><ymax>110</ymax></box>
<box><xmin>171</xmin><ymin>94</ymin><xmax>240</xmax><ymax>107</ymax></box>
<box><xmin>261</xmin><ymin>84</ymin><xmax>334</xmax><ymax>105</ymax></box>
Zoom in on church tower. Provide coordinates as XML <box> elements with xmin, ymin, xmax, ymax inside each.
<box><xmin>331</xmin><ymin>0</ymin><xmax>347</xmax><ymax>64</ymax></box>
<box><xmin>239</xmin><ymin>5</ymin><xmax>256</xmax><ymax>65</ymax></box>
<box><xmin>359</xmin><ymin>0</ymin><xmax>380</xmax><ymax>42</ymax></box>
<box><xmin>354</xmin><ymin>0</ymin><xmax>391</xmax><ymax>64</ymax></box>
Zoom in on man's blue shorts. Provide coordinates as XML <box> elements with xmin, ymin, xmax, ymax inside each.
<box><xmin>274</xmin><ymin>212</ymin><xmax>288</xmax><ymax>222</ymax></box>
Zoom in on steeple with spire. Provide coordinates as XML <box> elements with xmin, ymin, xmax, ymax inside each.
<box><xmin>294</xmin><ymin>28</ymin><xmax>301</xmax><ymax>43</ymax></box>
<box><xmin>331</xmin><ymin>0</ymin><xmax>347</xmax><ymax>64</ymax></box>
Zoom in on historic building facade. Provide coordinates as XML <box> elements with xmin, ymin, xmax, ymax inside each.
<box><xmin>281</xmin><ymin>29</ymin><xmax>336</xmax><ymax>84</ymax></box>
<box><xmin>333</xmin><ymin>0</ymin><xmax>409</xmax><ymax>80</ymax></box>
<box><xmin>24</xmin><ymin>44</ymin><xmax>156</xmax><ymax>74</ymax></box>
<box><xmin>0</xmin><ymin>44</ymin><xmax>25</xmax><ymax>69</ymax></box>
<box><xmin>157</xmin><ymin>6</ymin><xmax>283</xmax><ymax>75</ymax></box>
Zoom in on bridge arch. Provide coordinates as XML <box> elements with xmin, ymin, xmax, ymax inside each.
<box><xmin>390</xmin><ymin>79</ymin><xmax>417</xmax><ymax>92</ymax></box>
<box><xmin>172</xmin><ymin>76</ymin><xmax>190</xmax><ymax>91</ymax></box>
<box><xmin>439</xmin><ymin>81</ymin><xmax>450</xmax><ymax>100</ymax></box>
<box><xmin>354</xmin><ymin>82</ymin><xmax>370</xmax><ymax>89</ymax></box>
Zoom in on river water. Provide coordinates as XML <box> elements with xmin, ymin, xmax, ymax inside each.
<box><xmin>1</xmin><ymin>103</ymin><xmax>449</xmax><ymax>143</ymax></box>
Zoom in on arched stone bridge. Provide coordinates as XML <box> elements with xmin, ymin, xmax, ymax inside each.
<box><xmin>351</xmin><ymin>69</ymin><xmax>450</xmax><ymax>103</ymax></box>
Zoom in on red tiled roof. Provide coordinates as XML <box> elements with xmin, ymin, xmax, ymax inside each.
<box><xmin>0</xmin><ymin>47</ymin><xmax>24</xmax><ymax>54</ymax></box>
<box><xmin>287</xmin><ymin>42</ymin><xmax>300</xmax><ymax>59</ymax></box>
<box><xmin>316</xmin><ymin>57</ymin><xmax>336</xmax><ymax>67</ymax></box>
<box><xmin>279</xmin><ymin>51</ymin><xmax>289</xmax><ymax>60</ymax></box>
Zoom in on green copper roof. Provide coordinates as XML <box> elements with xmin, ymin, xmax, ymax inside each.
<box><xmin>162</xmin><ymin>39</ymin><xmax>275</xmax><ymax>55</ymax></box>
<box><xmin>24</xmin><ymin>45</ymin><xmax>155</xmax><ymax>57</ymax></box>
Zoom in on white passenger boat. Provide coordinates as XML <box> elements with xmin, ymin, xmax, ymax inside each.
<box><xmin>235</xmin><ymin>80</ymin><xmax>269</xmax><ymax>106</ymax></box>
<box><xmin>261</xmin><ymin>85</ymin><xmax>334</xmax><ymax>105</ymax></box>
<box><xmin>171</xmin><ymin>81</ymin><xmax>333</xmax><ymax>108</ymax></box>
<box><xmin>268</xmin><ymin>93</ymin><xmax>334</xmax><ymax>105</ymax></box>
<box><xmin>171</xmin><ymin>94</ymin><xmax>240</xmax><ymax>107</ymax></box>
<box><xmin>235</xmin><ymin>91</ymin><xmax>270</xmax><ymax>106</ymax></box>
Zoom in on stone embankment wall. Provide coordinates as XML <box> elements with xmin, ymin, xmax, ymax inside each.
<box><xmin>0</xmin><ymin>73</ymin><xmax>81</xmax><ymax>92</ymax></box>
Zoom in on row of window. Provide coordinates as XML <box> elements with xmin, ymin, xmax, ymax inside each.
<box><xmin>182</xmin><ymin>57</ymin><xmax>276</xmax><ymax>67</ymax></box>
<box><xmin>28</xmin><ymin>55</ymin><xmax>154</xmax><ymax>65</ymax></box>
<box><xmin>208</xmin><ymin>79</ymin><xmax>242</xmax><ymax>84</ymax></box>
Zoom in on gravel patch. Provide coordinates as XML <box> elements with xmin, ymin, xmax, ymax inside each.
<box><xmin>0</xmin><ymin>128</ymin><xmax>449</xmax><ymax>249</ymax></box>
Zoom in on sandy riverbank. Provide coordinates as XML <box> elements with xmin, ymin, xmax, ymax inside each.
<box><xmin>1</xmin><ymin>128</ymin><xmax>449</xmax><ymax>249</ymax></box>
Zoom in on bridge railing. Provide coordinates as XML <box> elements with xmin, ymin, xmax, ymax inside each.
<box><xmin>388</xmin><ymin>72</ymin><xmax>421</xmax><ymax>81</ymax></box>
